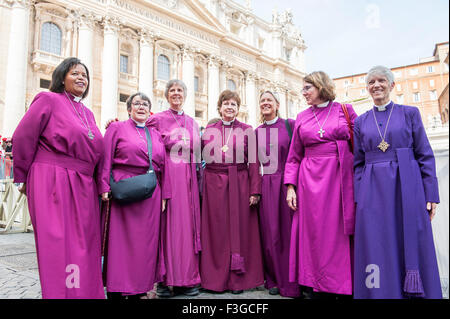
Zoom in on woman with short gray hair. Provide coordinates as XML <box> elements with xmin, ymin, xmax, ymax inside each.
<box><xmin>353</xmin><ymin>65</ymin><xmax>442</xmax><ymax>298</ymax></box>
<box><xmin>148</xmin><ymin>79</ymin><xmax>202</xmax><ymax>297</ymax></box>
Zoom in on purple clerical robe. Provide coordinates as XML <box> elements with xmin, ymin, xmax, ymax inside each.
<box><xmin>12</xmin><ymin>91</ymin><xmax>105</xmax><ymax>299</ymax></box>
<box><xmin>284</xmin><ymin>101</ymin><xmax>357</xmax><ymax>295</ymax></box>
<box><xmin>256</xmin><ymin>118</ymin><xmax>300</xmax><ymax>297</ymax></box>
<box><xmin>353</xmin><ymin>102</ymin><xmax>442</xmax><ymax>299</ymax></box>
<box><xmin>99</xmin><ymin>119</ymin><xmax>171</xmax><ymax>295</ymax></box>
<box><xmin>200</xmin><ymin>119</ymin><xmax>264</xmax><ymax>292</ymax></box>
<box><xmin>147</xmin><ymin>109</ymin><xmax>201</xmax><ymax>287</ymax></box>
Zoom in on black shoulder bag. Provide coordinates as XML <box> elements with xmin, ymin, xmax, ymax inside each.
<box><xmin>110</xmin><ymin>127</ymin><xmax>157</xmax><ymax>205</ymax></box>
<box><xmin>285</xmin><ymin>119</ymin><xmax>293</xmax><ymax>145</ymax></box>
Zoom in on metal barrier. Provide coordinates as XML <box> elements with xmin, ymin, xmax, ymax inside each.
<box><xmin>0</xmin><ymin>179</ymin><xmax>33</xmax><ymax>234</ymax></box>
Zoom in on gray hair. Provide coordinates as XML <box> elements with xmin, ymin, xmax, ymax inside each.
<box><xmin>366</xmin><ymin>65</ymin><xmax>395</xmax><ymax>85</ymax></box>
<box><xmin>164</xmin><ymin>79</ymin><xmax>187</xmax><ymax>100</ymax></box>
<box><xmin>126</xmin><ymin>92</ymin><xmax>151</xmax><ymax>112</ymax></box>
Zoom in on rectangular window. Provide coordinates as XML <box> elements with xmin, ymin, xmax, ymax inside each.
<box><xmin>413</xmin><ymin>82</ymin><xmax>418</xmax><ymax>90</ymax></box>
<box><xmin>413</xmin><ymin>92</ymin><xmax>421</xmax><ymax>102</ymax></box>
<box><xmin>360</xmin><ymin>88</ymin><xmax>366</xmax><ymax>96</ymax></box>
<box><xmin>396</xmin><ymin>84</ymin><xmax>402</xmax><ymax>92</ymax></box>
<box><xmin>194</xmin><ymin>76</ymin><xmax>199</xmax><ymax>92</ymax></box>
<box><xmin>40</xmin><ymin>78</ymin><xmax>51</xmax><ymax>89</ymax></box>
<box><xmin>430</xmin><ymin>79</ymin><xmax>435</xmax><ymax>87</ymax></box>
<box><xmin>195</xmin><ymin>110</ymin><xmax>203</xmax><ymax>119</ymax></box>
<box><xmin>397</xmin><ymin>95</ymin><xmax>404</xmax><ymax>104</ymax></box>
<box><xmin>427</xmin><ymin>66</ymin><xmax>435</xmax><ymax>73</ymax></box>
<box><xmin>120</xmin><ymin>55</ymin><xmax>129</xmax><ymax>74</ymax></box>
<box><xmin>119</xmin><ymin>93</ymin><xmax>129</xmax><ymax>103</ymax></box>
<box><xmin>394</xmin><ymin>71</ymin><xmax>402</xmax><ymax>78</ymax></box>
<box><xmin>359</xmin><ymin>76</ymin><xmax>365</xmax><ymax>83</ymax></box>
<box><xmin>409</xmin><ymin>68</ymin><xmax>419</xmax><ymax>76</ymax></box>
<box><xmin>429</xmin><ymin>90</ymin><xmax>437</xmax><ymax>100</ymax></box>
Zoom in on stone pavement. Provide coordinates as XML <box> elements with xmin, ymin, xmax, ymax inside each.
<box><xmin>0</xmin><ymin>232</ymin><xmax>289</xmax><ymax>300</ymax></box>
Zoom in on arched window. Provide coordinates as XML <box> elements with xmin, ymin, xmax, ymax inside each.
<box><xmin>157</xmin><ymin>55</ymin><xmax>170</xmax><ymax>81</ymax></box>
<box><xmin>40</xmin><ymin>22</ymin><xmax>62</xmax><ymax>55</ymax></box>
<box><xmin>227</xmin><ymin>79</ymin><xmax>236</xmax><ymax>92</ymax></box>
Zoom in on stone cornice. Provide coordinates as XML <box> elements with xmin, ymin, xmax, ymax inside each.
<box><xmin>1</xmin><ymin>0</ymin><xmax>34</xmax><ymax>9</ymax></box>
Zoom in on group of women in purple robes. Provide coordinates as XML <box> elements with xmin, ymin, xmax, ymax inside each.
<box><xmin>12</xmin><ymin>57</ymin><xmax>442</xmax><ymax>299</ymax></box>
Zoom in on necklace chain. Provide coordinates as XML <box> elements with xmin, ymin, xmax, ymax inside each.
<box><xmin>64</xmin><ymin>91</ymin><xmax>94</xmax><ymax>140</ymax></box>
<box><xmin>372</xmin><ymin>103</ymin><xmax>395</xmax><ymax>152</ymax></box>
<box><xmin>222</xmin><ymin>121</ymin><xmax>234</xmax><ymax>152</ymax></box>
<box><xmin>169</xmin><ymin>109</ymin><xmax>189</xmax><ymax>144</ymax></box>
<box><xmin>312</xmin><ymin>102</ymin><xmax>333</xmax><ymax>138</ymax></box>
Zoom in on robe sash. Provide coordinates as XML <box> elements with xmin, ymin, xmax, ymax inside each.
<box><xmin>365</xmin><ymin>147</ymin><xmax>425</xmax><ymax>297</ymax></box>
<box><xmin>304</xmin><ymin>141</ymin><xmax>355</xmax><ymax>235</ymax></box>
<box><xmin>206</xmin><ymin>163</ymin><xmax>248</xmax><ymax>274</ymax></box>
<box><xmin>34</xmin><ymin>148</ymin><xmax>95</xmax><ymax>176</ymax></box>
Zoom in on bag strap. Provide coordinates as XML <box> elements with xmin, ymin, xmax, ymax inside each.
<box><xmin>284</xmin><ymin>119</ymin><xmax>293</xmax><ymax>144</ymax></box>
<box><xmin>340</xmin><ymin>103</ymin><xmax>354</xmax><ymax>153</ymax></box>
<box><xmin>144</xmin><ymin>127</ymin><xmax>154</xmax><ymax>173</ymax></box>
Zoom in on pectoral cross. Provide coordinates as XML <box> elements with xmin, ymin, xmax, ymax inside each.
<box><xmin>377</xmin><ymin>139</ymin><xmax>390</xmax><ymax>152</ymax></box>
<box><xmin>318</xmin><ymin>128</ymin><xmax>325</xmax><ymax>138</ymax></box>
<box><xmin>181</xmin><ymin>136</ymin><xmax>190</xmax><ymax>144</ymax></box>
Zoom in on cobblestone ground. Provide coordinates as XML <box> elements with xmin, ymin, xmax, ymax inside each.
<box><xmin>0</xmin><ymin>232</ymin><xmax>289</xmax><ymax>300</ymax></box>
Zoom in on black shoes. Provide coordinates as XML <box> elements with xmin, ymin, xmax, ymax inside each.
<box><xmin>231</xmin><ymin>290</ymin><xmax>243</xmax><ymax>294</ymax></box>
<box><xmin>181</xmin><ymin>286</ymin><xmax>200</xmax><ymax>296</ymax></box>
<box><xmin>156</xmin><ymin>284</ymin><xmax>172</xmax><ymax>298</ymax></box>
<box><xmin>268</xmin><ymin>287</ymin><xmax>280</xmax><ymax>295</ymax></box>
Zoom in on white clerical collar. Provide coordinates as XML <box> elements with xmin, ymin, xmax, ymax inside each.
<box><xmin>374</xmin><ymin>100</ymin><xmax>392</xmax><ymax>111</ymax></box>
<box><xmin>264</xmin><ymin>117</ymin><xmax>279</xmax><ymax>125</ymax></box>
<box><xmin>316</xmin><ymin>101</ymin><xmax>330</xmax><ymax>108</ymax></box>
<box><xmin>131</xmin><ymin>118</ymin><xmax>146</xmax><ymax>127</ymax></box>
<box><xmin>170</xmin><ymin>108</ymin><xmax>184</xmax><ymax>115</ymax></box>
<box><xmin>71</xmin><ymin>94</ymin><xmax>82</xmax><ymax>103</ymax></box>
<box><xmin>222</xmin><ymin>118</ymin><xmax>235</xmax><ymax>126</ymax></box>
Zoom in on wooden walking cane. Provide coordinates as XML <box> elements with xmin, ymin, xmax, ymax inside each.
<box><xmin>102</xmin><ymin>199</ymin><xmax>111</xmax><ymax>257</ymax></box>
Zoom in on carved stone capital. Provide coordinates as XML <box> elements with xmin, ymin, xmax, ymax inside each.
<box><xmin>139</xmin><ymin>29</ymin><xmax>157</xmax><ymax>46</ymax></box>
<box><xmin>101</xmin><ymin>16</ymin><xmax>121</xmax><ymax>35</ymax></box>
<box><xmin>3</xmin><ymin>0</ymin><xmax>33</xmax><ymax>9</ymax></box>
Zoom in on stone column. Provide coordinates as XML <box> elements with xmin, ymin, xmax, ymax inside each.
<box><xmin>138</xmin><ymin>29</ymin><xmax>155</xmax><ymax>103</ymax></box>
<box><xmin>100</xmin><ymin>16</ymin><xmax>120</xmax><ymax>132</ymax></box>
<box><xmin>2</xmin><ymin>0</ymin><xmax>31</xmax><ymax>136</ymax></box>
<box><xmin>207</xmin><ymin>55</ymin><xmax>220</xmax><ymax>120</ymax></box>
<box><xmin>77</xmin><ymin>13</ymin><xmax>96</xmax><ymax>109</ymax></box>
<box><xmin>219</xmin><ymin>60</ymin><xmax>229</xmax><ymax>93</ymax></box>
<box><xmin>245</xmin><ymin>72</ymin><xmax>258</xmax><ymax>128</ymax></box>
<box><xmin>182</xmin><ymin>47</ymin><xmax>195</xmax><ymax>118</ymax></box>
<box><xmin>276</xmin><ymin>86</ymin><xmax>287</xmax><ymax>119</ymax></box>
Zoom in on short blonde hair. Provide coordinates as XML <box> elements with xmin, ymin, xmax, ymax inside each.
<box><xmin>259</xmin><ymin>90</ymin><xmax>280</xmax><ymax>123</ymax></box>
<box><xmin>217</xmin><ymin>90</ymin><xmax>241</xmax><ymax>117</ymax></box>
<box><xmin>303</xmin><ymin>71</ymin><xmax>336</xmax><ymax>101</ymax></box>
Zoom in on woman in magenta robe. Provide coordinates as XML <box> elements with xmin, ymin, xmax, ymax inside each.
<box><xmin>255</xmin><ymin>91</ymin><xmax>300</xmax><ymax>298</ymax></box>
<box><xmin>284</xmin><ymin>71</ymin><xmax>357</xmax><ymax>298</ymax></box>
<box><xmin>99</xmin><ymin>92</ymin><xmax>171</xmax><ymax>299</ymax></box>
<box><xmin>200</xmin><ymin>90</ymin><xmax>263</xmax><ymax>294</ymax></box>
<box><xmin>12</xmin><ymin>58</ymin><xmax>105</xmax><ymax>299</ymax></box>
<box><xmin>147</xmin><ymin>80</ymin><xmax>202</xmax><ymax>297</ymax></box>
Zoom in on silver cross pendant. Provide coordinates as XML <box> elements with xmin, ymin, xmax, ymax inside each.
<box><xmin>318</xmin><ymin>128</ymin><xmax>325</xmax><ymax>138</ymax></box>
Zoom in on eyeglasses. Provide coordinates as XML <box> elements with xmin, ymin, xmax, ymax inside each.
<box><xmin>132</xmin><ymin>102</ymin><xmax>150</xmax><ymax>109</ymax></box>
<box><xmin>302</xmin><ymin>85</ymin><xmax>315</xmax><ymax>92</ymax></box>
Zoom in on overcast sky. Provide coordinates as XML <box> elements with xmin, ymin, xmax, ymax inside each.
<box><xmin>235</xmin><ymin>0</ymin><xmax>449</xmax><ymax>78</ymax></box>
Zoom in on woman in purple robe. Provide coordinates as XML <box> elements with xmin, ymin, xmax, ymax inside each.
<box><xmin>148</xmin><ymin>80</ymin><xmax>202</xmax><ymax>297</ymax></box>
<box><xmin>12</xmin><ymin>57</ymin><xmax>105</xmax><ymax>299</ymax></box>
<box><xmin>99</xmin><ymin>92</ymin><xmax>171</xmax><ymax>299</ymax></box>
<box><xmin>200</xmin><ymin>90</ymin><xmax>264</xmax><ymax>294</ymax></box>
<box><xmin>353</xmin><ymin>66</ymin><xmax>442</xmax><ymax>299</ymax></box>
<box><xmin>284</xmin><ymin>71</ymin><xmax>357</xmax><ymax>299</ymax></box>
<box><xmin>255</xmin><ymin>91</ymin><xmax>300</xmax><ymax>298</ymax></box>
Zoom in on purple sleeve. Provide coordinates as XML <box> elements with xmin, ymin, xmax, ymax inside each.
<box><xmin>249</xmin><ymin>129</ymin><xmax>262</xmax><ymax>196</ymax></box>
<box><xmin>12</xmin><ymin>92</ymin><xmax>52</xmax><ymax>183</ymax></box>
<box><xmin>353</xmin><ymin>116</ymin><xmax>365</xmax><ymax>204</ymax></box>
<box><xmin>159</xmin><ymin>133</ymin><xmax>172</xmax><ymax>200</ymax></box>
<box><xmin>284</xmin><ymin>116</ymin><xmax>303</xmax><ymax>187</ymax></box>
<box><xmin>98</xmin><ymin>123</ymin><xmax>119</xmax><ymax>194</ymax></box>
<box><xmin>410</xmin><ymin>107</ymin><xmax>440</xmax><ymax>203</ymax></box>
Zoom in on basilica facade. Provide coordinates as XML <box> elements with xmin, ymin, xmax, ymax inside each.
<box><xmin>0</xmin><ymin>0</ymin><xmax>308</xmax><ymax>135</ymax></box>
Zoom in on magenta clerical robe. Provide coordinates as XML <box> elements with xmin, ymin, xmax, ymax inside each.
<box><xmin>147</xmin><ymin>109</ymin><xmax>201</xmax><ymax>287</ymax></box>
<box><xmin>200</xmin><ymin>119</ymin><xmax>264</xmax><ymax>292</ymax></box>
<box><xmin>256</xmin><ymin>118</ymin><xmax>300</xmax><ymax>297</ymax></box>
<box><xmin>12</xmin><ymin>91</ymin><xmax>105</xmax><ymax>299</ymax></box>
<box><xmin>284</xmin><ymin>101</ymin><xmax>357</xmax><ymax>295</ymax></box>
<box><xmin>99</xmin><ymin>119</ymin><xmax>171</xmax><ymax>295</ymax></box>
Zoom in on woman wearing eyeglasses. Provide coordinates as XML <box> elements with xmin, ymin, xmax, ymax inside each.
<box><xmin>284</xmin><ymin>71</ymin><xmax>357</xmax><ymax>299</ymax></box>
<box><xmin>99</xmin><ymin>92</ymin><xmax>171</xmax><ymax>299</ymax></box>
